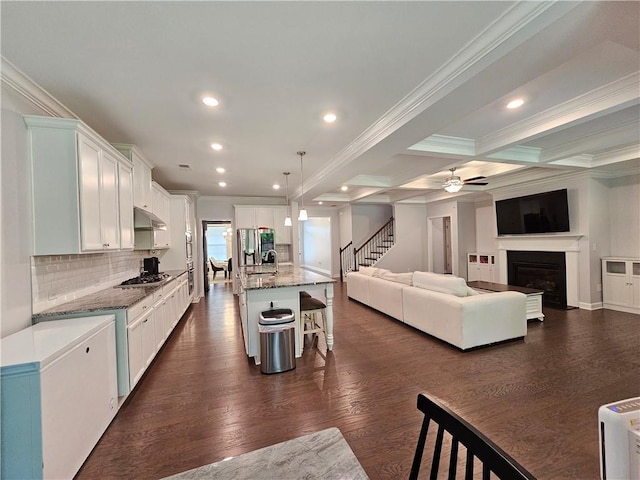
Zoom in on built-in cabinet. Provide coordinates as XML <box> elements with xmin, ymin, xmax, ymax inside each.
<box><xmin>24</xmin><ymin>116</ymin><xmax>134</xmax><ymax>255</ymax></box>
<box><xmin>161</xmin><ymin>195</ymin><xmax>195</xmax><ymax>270</ymax></box>
<box><xmin>118</xmin><ymin>161</ymin><xmax>135</xmax><ymax>249</ymax></box>
<box><xmin>234</xmin><ymin>205</ymin><xmax>291</xmax><ymax>244</ymax></box>
<box><xmin>602</xmin><ymin>257</ymin><xmax>640</xmax><ymax>314</ymax></box>
<box><xmin>1</xmin><ymin>316</ymin><xmax>117</xmax><ymax>479</ymax></box>
<box><xmin>113</xmin><ymin>143</ymin><xmax>154</xmax><ymax>213</ymax></box>
<box><xmin>467</xmin><ymin>253</ymin><xmax>498</xmax><ymax>282</ymax></box>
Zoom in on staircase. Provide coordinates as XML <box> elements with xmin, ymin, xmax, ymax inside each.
<box><xmin>340</xmin><ymin>217</ymin><xmax>395</xmax><ymax>281</ymax></box>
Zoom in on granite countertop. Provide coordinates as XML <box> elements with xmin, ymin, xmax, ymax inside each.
<box><xmin>240</xmin><ymin>265</ymin><xmax>335</xmax><ymax>291</ymax></box>
<box><xmin>33</xmin><ymin>269</ymin><xmax>187</xmax><ymax>319</ymax></box>
<box><xmin>163</xmin><ymin>427</ymin><xmax>368</xmax><ymax>480</ymax></box>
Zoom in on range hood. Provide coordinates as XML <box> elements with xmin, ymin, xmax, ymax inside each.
<box><xmin>134</xmin><ymin>207</ymin><xmax>167</xmax><ymax>230</ymax></box>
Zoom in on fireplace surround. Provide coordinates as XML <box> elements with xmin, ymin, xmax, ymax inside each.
<box><xmin>497</xmin><ymin>234</ymin><xmax>582</xmax><ymax>308</ymax></box>
<box><xmin>507</xmin><ymin>251</ymin><xmax>567</xmax><ymax>308</ymax></box>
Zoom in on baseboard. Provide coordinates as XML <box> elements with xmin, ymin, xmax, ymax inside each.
<box><xmin>579</xmin><ymin>301</ymin><xmax>603</xmax><ymax>311</ymax></box>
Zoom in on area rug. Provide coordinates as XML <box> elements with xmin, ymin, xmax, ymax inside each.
<box><xmin>162</xmin><ymin>427</ymin><xmax>369</xmax><ymax>480</ymax></box>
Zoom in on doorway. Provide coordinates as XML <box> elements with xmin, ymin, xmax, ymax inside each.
<box><xmin>429</xmin><ymin>216</ymin><xmax>452</xmax><ymax>274</ymax></box>
<box><xmin>300</xmin><ymin>217</ymin><xmax>332</xmax><ymax>276</ymax></box>
<box><xmin>202</xmin><ymin>221</ymin><xmax>232</xmax><ymax>292</ymax></box>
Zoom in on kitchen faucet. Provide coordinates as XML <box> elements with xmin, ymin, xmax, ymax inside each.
<box><xmin>264</xmin><ymin>249</ymin><xmax>278</xmax><ymax>273</ymax></box>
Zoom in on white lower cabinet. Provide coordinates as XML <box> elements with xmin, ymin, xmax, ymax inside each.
<box><xmin>467</xmin><ymin>253</ymin><xmax>498</xmax><ymax>282</ymax></box>
<box><xmin>1</xmin><ymin>316</ymin><xmax>117</xmax><ymax>479</ymax></box>
<box><xmin>127</xmin><ymin>312</ymin><xmax>145</xmax><ymax>389</ymax></box>
<box><xmin>602</xmin><ymin>257</ymin><xmax>640</xmax><ymax>314</ymax></box>
<box><xmin>125</xmin><ymin>275</ymin><xmax>190</xmax><ymax>391</ymax></box>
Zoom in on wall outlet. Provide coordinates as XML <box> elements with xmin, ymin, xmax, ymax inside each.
<box><xmin>593</xmin><ymin>242</ymin><xmax>597</xmax><ymax>251</ymax></box>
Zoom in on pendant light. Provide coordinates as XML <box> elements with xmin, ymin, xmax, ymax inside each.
<box><xmin>297</xmin><ymin>151</ymin><xmax>308</xmax><ymax>221</ymax></box>
<box><xmin>283</xmin><ymin>172</ymin><xmax>292</xmax><ymax>226</ymax></box>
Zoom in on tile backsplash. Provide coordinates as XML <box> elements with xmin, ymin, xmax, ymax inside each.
<box><xmin>31</xmin><ymin>251</ymin><xmax>150</xmax><ymax>314</ymax></box>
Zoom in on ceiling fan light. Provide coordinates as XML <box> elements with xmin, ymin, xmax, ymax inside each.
<box><xmin>443</xmin><ymin>177</ymin><xmax>463</xmax><ymax>193</ymax></box>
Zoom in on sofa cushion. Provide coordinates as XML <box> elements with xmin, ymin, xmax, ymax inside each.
<box><xmin>359</xmin><ymin>267</ymin><xmax>389</xmax><ymax>277</ymax></box>
<box><xmin>412</xmin><ymin>271</ymin><xmax>468</xmax><ymax>297</ymax></box>
<box><xmin>379</xmin><ymin>271</ymin><xmax>414</xmax><ymax>286</ymax></box>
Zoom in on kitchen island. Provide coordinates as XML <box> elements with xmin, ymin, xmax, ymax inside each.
<box><xmin>238</xmin><ymin>266</ymin><xmax>335</xmax><ymax>364</ymax></box>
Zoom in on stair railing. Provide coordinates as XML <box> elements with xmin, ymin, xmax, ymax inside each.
<box><xmin>353</xmin><ymin>216</ymin><xmax>394</xmax><ymax>271</ymax></box>
<box><xmin>339</xmin><ymin>241</ymin><xmax>353</xmax><ymax>281</ymax></box>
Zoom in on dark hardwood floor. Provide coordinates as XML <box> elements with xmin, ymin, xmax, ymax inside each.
<box><xmin>76</xmin><ymin>281</ymin><xmax>639</xmax><ymax>479</ymax></box>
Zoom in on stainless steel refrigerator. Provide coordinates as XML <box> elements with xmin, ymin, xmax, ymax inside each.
<box><xmin>236</xmin><ymin>228</ymin><xmax>275</xmax><ymax>267</ymax></box>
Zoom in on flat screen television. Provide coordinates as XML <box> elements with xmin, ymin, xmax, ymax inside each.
<box><xmin>496</xmin><ymin>189</ymin><xmax>570</xmax><ymax>235</ymax></box>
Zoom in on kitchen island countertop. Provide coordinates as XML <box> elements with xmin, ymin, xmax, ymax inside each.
<box><xmin>240</xmin><ymin>265</ymin><xmax>335</xmax><ymax>290</ymax></box>
<box><xmin>33</xmin><ymin>269</ymin><xmax>187</xmax><ymax>319</ymax></box>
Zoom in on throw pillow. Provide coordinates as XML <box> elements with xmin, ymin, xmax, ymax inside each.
<box><xmin>379</xmin><ymin>271</ymin><xmax>414</xmax><ymax>285</ymax></box>
<box><xmin>412</xmin><ymin>271</ymin><xmax>468</xmax><ymax>297</ymax></box>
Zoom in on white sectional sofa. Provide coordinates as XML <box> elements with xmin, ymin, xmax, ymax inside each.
<box><xmin>346</xmin><ymin>268</ymin><xmax>527</xmax><ymax>351</ymax></box>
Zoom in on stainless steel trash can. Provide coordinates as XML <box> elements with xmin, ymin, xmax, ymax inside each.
<box><xmin>259</xmin><ymin>308</ymin><xmax>296</xmax><ymax>374</ymax></box>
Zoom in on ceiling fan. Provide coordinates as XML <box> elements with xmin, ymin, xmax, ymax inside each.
<box><xmin>442</xmin><ymin>167</ymin><xmax>488</xmax><ymax>193</ymax></box>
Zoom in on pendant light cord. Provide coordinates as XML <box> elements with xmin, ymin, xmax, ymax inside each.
<box><xmin>297</xmin><ymin>150</ymin><xmax>306</xmax><ymax>210</ymax></box>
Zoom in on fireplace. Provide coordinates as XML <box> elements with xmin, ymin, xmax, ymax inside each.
<box><xmin>507</xmin><ymin>251</ymin><xmax>567</xmax><ymax>309</ymax></box>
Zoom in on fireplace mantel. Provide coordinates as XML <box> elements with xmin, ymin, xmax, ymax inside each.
<box><xmin>496</xmin><ymin>234</ymin><xmax>584</xmax><ymax>252</ymax></box>
<box><xmin>495</xmin><ymin>234</ymin><xmax>583</xmax><ymax>307</ymax></box>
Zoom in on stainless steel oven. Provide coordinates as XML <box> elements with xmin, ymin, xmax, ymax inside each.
<box><xmin>187</xmin><ymin>260</ymin><xmax>194</xmax><ymax>295</ymax></box>
<box><xmin>185</xmin><ymin>231</ymin><xmax>193</xmax><ymax>262</ymax></box>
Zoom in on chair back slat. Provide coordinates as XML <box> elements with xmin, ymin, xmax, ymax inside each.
<box><xmin>448</xmin><ymin>438</ymin><xmax>459</xmax><ymax>480</ymax></box>
<box><xmin>431</xmin><ymin>425</ymin><xmax>445</xmax><ymax>480</ymax></box>
<box><xmin>410</xmin><ymin>393</ymin><xmax>536</xmax><ymax>480</ymax></box>
<box><xmin>465</xmin><ymin>449</ymin><xmax>474</xmax><ymax>480</ymax></box>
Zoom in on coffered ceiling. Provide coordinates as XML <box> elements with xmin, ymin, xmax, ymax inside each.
<box><xmin>2</xmin><ymin>1</ymin><xmax>638</xmax><ymax>206</ymax></box>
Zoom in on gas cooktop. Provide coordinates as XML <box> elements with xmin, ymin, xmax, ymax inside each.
<box><xmin>117</xmin><ymin>273</ymin><xmax>171</xmax><ymax>288</ymax></box>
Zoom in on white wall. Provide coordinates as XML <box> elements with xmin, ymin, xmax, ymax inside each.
<box><xmin>375</xmin><ymin>204</ymin><xmax>427</xmax><ymax>273</ymax></box>
<box><xmin>351</xmin><ymin>204</ymin><xmax>392</xmax><ymax>247</ymax></box>
<box><xmin>474</xmin><ymin>199</ymin><xmax>495</xmax><ymax>252</ymax></box>
<box><xmin>607</xmin><ymin>173</ymin><xmax>640</xmax><ymax>257</ymax></box>
<box><xmin>1</xmin><ymin>85</ymin><xmax>47</xmax><ymax>336</ymax></box>
<box><xmin>339</xmin><ymin>205</ymin><xmax>352</xmax><ymax>249</ymax></box>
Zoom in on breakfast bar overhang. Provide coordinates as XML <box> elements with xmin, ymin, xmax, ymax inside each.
<box><xmin>238</xmin><ymin>266</ymin><xmax>335</xmax><ymax>364</ymax></box>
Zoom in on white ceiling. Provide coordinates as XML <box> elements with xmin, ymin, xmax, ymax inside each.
<box><xmin>2</xmin><ymin>1</ymin><xmax>639</xmax><ymax>207</ymax></box>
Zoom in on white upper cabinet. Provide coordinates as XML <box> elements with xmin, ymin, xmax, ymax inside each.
<box><xmin>118</xmin><ymin>161</ymin><xmax>134</xmax><ymax>250</ymax></box>
<box><xmin>24</xmin><ymin>115</ymin><xmax>130</xmax><ymax>255</ymax></box>
<box><xmin>234</xmin><ymin>205</ymin><xmax>290</xmax><ymax>244</ymax></box>
<box><xmin>112</xmin><ymin>143</ymin><xmax>153</xmax><ymax>213</ymax></box>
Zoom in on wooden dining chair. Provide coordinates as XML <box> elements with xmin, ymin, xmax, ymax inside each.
<box><xmin>409</xmin><ymin>393</ymin><xmax>536</xmax><ymax>480</ymax></box>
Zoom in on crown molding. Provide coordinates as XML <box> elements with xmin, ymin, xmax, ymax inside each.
<box><xmin>408</xmin><ymin>135</ymin><xmax>476</xmax><ymax>156</ymax></box>
<box><xmin>540</xmin><ymin>120</ymin><xmax>640</xmax><ymax>163</ymax></box>
<box><xmin>476</xmin><ymin>72</ymin><xmax>640</xmax><ymax>156</ymax></box>
<box><xmin>296</xmin><ymin>1</ymin><xmax>580</xmax><ymax>198</ymax></box>
<box><xmin>1</xmin><ymin>56</ymin><xmax>77</xmax><ymax>118</ymax></box>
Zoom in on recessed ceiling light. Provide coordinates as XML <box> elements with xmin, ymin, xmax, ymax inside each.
<box><xmin>216</xmin><ymin>167</ymin><xmax>225</xmax><ymax>173</ymax></box>
<box><xmin>340</xmin><ymin>185</ymin><xmax>348</xmax><ymax>191</ymax></box>
<box><xmin>273</xmin><ymin>184</ymin><xmax>280</xmax><ymax>190</ymax></box>
<box><xmin>202</xmin><ymin>96</ymin><xmax>219</xmax><ymax>107</ymax></box>
<box><xmin>323</xmin><ymin>113</ymin><xmax>337</xmax><ymax>123</ymax></box>
<box><xmin>318</xmin><ymin>201</ymin><xmax>323</xmax><ymax>205</ymax></box>
<box><xmin>211</xmin><ymin>143</ymin><xmax>223</xmax><ymax>151</ymax></box>
<box><xmin>218</xmin><ymin>181</ymin><xmax>227</xmax><ymax>187</ymax></box>
<box><xmin>506</xmin><ymin>98</ymin><xmax>525</xmax><ymax>109</ymax></box>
